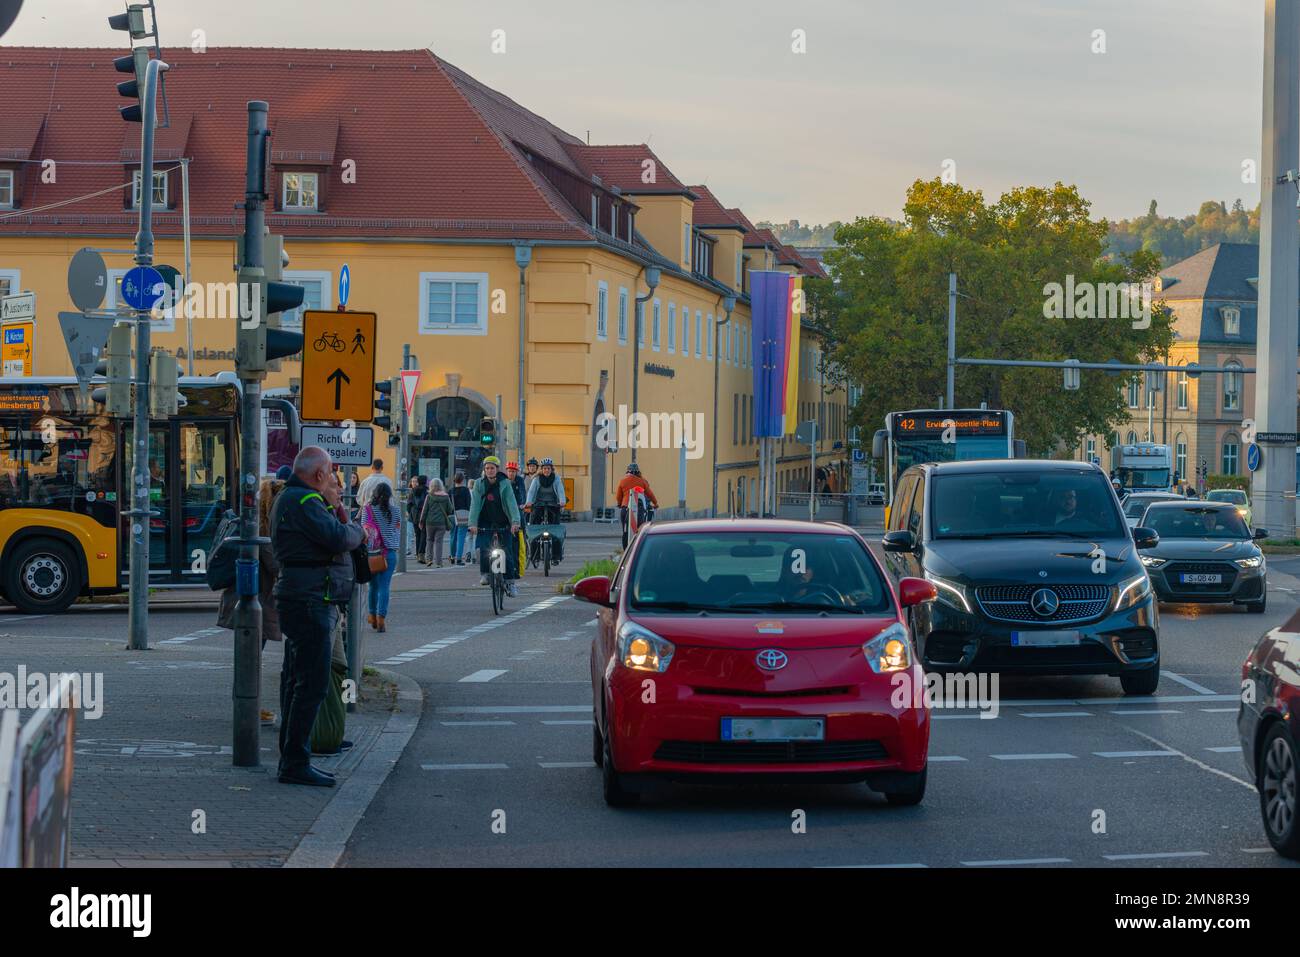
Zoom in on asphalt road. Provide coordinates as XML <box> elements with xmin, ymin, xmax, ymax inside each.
<box><xmin>8</xmin><ymin>528</ymin><xmax>1297</xmax><ymax>868</ymax></box>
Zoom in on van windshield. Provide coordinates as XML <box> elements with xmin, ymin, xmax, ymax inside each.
<box><xmin>930</xmin><ymin>471</ymin><xmax>1126</xmax><ymax>539</ymax></box>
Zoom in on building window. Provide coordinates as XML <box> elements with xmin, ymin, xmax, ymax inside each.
<box><xmin>1085</xmin><ymin>437</ymin><xmax>1096</xmax><ymax>464</ymax></box>
<box><xmin>280</xmin><ymin>270</ymin><xmax>331</xmax><ymax>330</ymax></box>
<box><xmin>0</xmin><ymin>269</ymin><xmax>18</xmax><ymax>298</ymax></box>
<box><xmin>1175</xmin><ymin>434</ymin><xmax>1187</xmax><ymax>483</ymax></box>
<box><xmin>1176</xmin><ymin>364</ymin><xmax>1188</xmax><ymax>410</ymax></box>
<box><xmin>131</xmin><ymin>169</ymin><xmax>167</xmax><ymax>209</ymax></box>
<box><xmin>1223</xmin><ymin>360</ymin><xmax>1242</xmax><ymax>411</ymax></box>
<box><xmin>617</xmin><ymin>288</ymin><xmax>628</xmax><ymax>344</ymax></box>
<box><xmin>682</xmin><ymin>308</ymin><xmax>689</xmax><ymax>357</ymax></box>
<box><xmin>667</xmin><ymin>303</ymin><xmax>676</xmax><ymax>353</ymax></box>
<box><xmin>1126</xmin><ymin>376</ymin><xmax>1140</xmax><ymax>409</ymax></box>
<box><xmin>652</xmin><ymin>299</ymin><xmax>661</xmax><ymax>351</ymax></box>
<box><xmin>697</xmin><ymin>312</ymin><xmax>705</xmax><ymax>356</ymax></box>
<box><xmin>0</xmin><ymin>170</ymin><xmax>13</xmax><ymax>209</ymax></box>
<box><xmin>733</xmin><ymin>393</ymin><xmax>739</xmax><ymax>445</ymax></box>
<box><xmin>1127</xmin><ymin>430</ymin><xmax>1137</xmax><ymax>445</ymax></box>
<box><xmin>1222</xmin><ymin>436</ymin><xmax>1239</xmax><ymax>476</ymax></box>
<box><xmin>683</xmin><ymin>224</ymin><xmax>691</xmax><ymax>267</ymax></box>
<box><xmin>596</xmin><ymin>282</ymin><xmax>608</xmax><ymax>341</ymax></box>
<box><xmin>418</xmin><ymin>272</ymin><xmax>488</xmax><ymax>335</ymax></box>
<box><xmin>591</xmin><ymin>194</ymin><xmax>599</xmax><ymax>229</ymax></box>
<box><xmin>1222</xmin><ymin>306</ymin><xmax>1241</xmax><ymax>337</ymax></box>
<box><xmin>282</xmin><ymin>172</ymin><xmax>319</xmax><ymax>211</ymax></box>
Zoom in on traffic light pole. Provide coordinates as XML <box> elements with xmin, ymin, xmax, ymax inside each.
<box><xmin>344</xmin><ymin>464</ymin><xmax>360</xmax><ymax>714</ymax></box>
<box><xmin>232</xmin><ymin>100</ymin><xmax>270</xmax><ymax>768</ymax></box>
<box><xmin>126</xmin><ymin>56</ymin><xmax>168</xmax><ymax>653</ymax></box>
<box><xmin>397</xmin><ymin>344</ymin><xmax>410</xmax><ymax>574</ymax></box>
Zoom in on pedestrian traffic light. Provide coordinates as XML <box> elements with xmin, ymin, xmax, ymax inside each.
<box><xmin>374</xmin><ymin>379</ymin><xmax>393</xmax><ymax>431</ymax></box>
<box><xmin>480</xmin><ymin>416</ymin><xmax>496</xmax><ymax>447</ymax></box>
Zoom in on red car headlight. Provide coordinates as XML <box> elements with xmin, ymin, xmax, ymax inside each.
<box><xmin>617</xmin><ymin>622</ymin><xmax>675</xmax><ymax>673</ymax></box>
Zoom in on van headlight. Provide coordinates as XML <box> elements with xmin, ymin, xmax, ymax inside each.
<box><xmin>864</xmin><ymin>622</ymin><xmax>911</xmax><ymax>674</ymax></box>
<box><xmin>924</xmin><ymin>572</ymin><xmax>971</xmax><ymax>612</ymax></box>
<box><xmin>616</xmin><ymin>622</ymin><xmax>675</xmax><ymax>673</ymax></box>
<box><xmin>1235</xmin><ymin>556</ymin><xmax>1263</xmax><ymax>569</ymax></box>
<box><xmin>1139</xmin><ymin>555</ymin><xmax>1166</xmax><ymax>568</ymax></box>
<box><xmin>1114</xmin><ymin>573</ymin><xmax>1152</xmax><ymax>611</ymax></box>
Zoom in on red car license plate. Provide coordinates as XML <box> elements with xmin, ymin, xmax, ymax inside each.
<box><xmin>721</xmin><ymin>717</ymin><xmax>825</xmax><ymax>741</ymax></box>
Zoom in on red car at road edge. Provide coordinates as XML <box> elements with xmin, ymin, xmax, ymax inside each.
<box><xmin>1239</xmin><ymin>607</ymin><xmax>1300</xmax><ymax>858</ymax></box>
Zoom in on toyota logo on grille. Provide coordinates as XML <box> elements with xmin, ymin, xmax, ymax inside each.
<box><xmin>756</xmin><ymin>649</ymin><xmax>788</xmax><ymax>671</ymax></box>
<box><xmin>1030</xmin><ymin>588</ymin><xmax>1060</xmax><ymax>618</ymax></box>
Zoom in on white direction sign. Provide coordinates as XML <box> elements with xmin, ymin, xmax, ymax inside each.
<box><xmin>301</xmin><ymin>423</ymin><xmax>374</xmax><ymax>467</ymax></box>
<box><xmin>0</xmin><ymin>293</ymin><xmax>34</xmax><ymax>322</ymax></box>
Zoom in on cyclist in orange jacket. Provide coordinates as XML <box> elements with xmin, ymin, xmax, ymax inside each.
<box><xmin>616</xmin><ymin>463</ymin><xmax>658</xmax><ymax>548</ymax></box>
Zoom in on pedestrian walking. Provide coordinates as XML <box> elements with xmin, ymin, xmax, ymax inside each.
<box><xmin>450</xmin><ymin>471</ymin><xmax>472</xmax><ymax>564</ymax></box>
<box><xmin>419</xmin><ymin>478</ymin><xmax>455</xmax><ymax>566</ymax></box>
<box><xmin>218</xmin><ymin>477</ymin><xmax>286</xmax><ymax>726</ymax></box>
<box><xmin>363</xmin><ymin>481</ymin><xmax>401</xmax><ymax>632</ymax></box>
<box><xmin>357</xmin><ymin>457</ymin><xmax>393</xmax><ymax>507</ymax></box>
<box><xmin>409</xmin><ymin>475</ymin><xmax>429</xmax><ymax>563</ymax></box>
<box><xmin>270</xmin><ymin>446</ymin><xmax>365</xmax><ymax>788</ymax></box>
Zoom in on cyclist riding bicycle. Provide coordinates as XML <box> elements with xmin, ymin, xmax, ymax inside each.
<box><xmin>616</xmin><ymin>462</ymin><xmax>658</xmax><ymax>548</ymax></box>
<box><xmin>526</xmin><ymin>457</ymin><xmax>566</xmax><ymax>564</ymax></box>
<box><xmin>468</xmin><ymin>456</ymin><xmax>521</xmax><ymax>597</ymax></box>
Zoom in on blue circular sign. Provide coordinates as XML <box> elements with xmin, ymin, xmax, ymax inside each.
<box><xmin>120</xmin><ymin>266</ymin><xmax>166</xmax><ymax>311</ymax></box>
<box><xmin>1247</xmin><ymin>443</ymin><xmax>1261</xmax><ymax>472</ymax></box>
<box><xmin>338</xmin><ymin>264</ymin><xmax>351</xmax><ymax>308</ymax></box>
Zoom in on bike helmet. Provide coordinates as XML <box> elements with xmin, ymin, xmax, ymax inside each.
<box><xmin>482</xmin><ymin>456</ymin><xmax>501</xmax><ymax>467</ymax></box>
<box><xmin>526</xmin><ymin>457</ymin><xmax>539</xmax><ymax>467</ymax></box>
<box><xmin>540</xmin><ymin>457</ymin><xmax>554</xmax><ymax>467</ymax></box>
<box><xmin>506</xmin><ymin>461</ymin><xmax>519</xmax><ymax>471</ymax></box>
<box><xmin>626</xmin><ymin>463</ymin><xmax>641</xmax><ymax>475</ymax></box>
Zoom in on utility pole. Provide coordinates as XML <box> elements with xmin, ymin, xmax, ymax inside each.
<box><xmin>946</xmin><ymin>272</ymin><xmax>956</xmax><ymax>409</ymax></box>
<box><xmin>711</xmin><ymin>295</ymin><xmax>736</xmax><ymax>517</ymax></box>
<box><xmin>1254</xmin><ymin>0</ymin><xmax>1300</xmax><ymax>538</ymax></box>
<box><xmin>632</xmin><ymin>268</ymin><xmax>662</xmax><ymax>467</ymax></box>
<box><xmin>515</xmin><ymin>246</ymin><xmax>532</xmax><ymax>466</ymax></box>
<box><xmin>397</xmin><ymin>343</ymin><xmax>410</xmax><ymax>574</ymax></box>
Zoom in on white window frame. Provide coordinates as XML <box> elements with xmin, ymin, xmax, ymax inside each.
<box><xmin>652</xmin><ymin>298</ymin><xmax>661</xmax><ymax>351</ymax></box>
<box><xmin>667</xmin><ymin>302</ymin><xmax>676</xmax><ymax>353</ymax></box>
<box><xmin>281</xmin><ymin>171</ymin><xmax>319</xmax><ymax>212</ymax></box>
<box><xmin>280</xmin><ymin>269</ymin><xmax>332</xmax><ymax>331</ymax></box>
<box><xmin>697</xmin><ymin>311</ymin><xmax>704</xmax><ymax>357</ymax></box>
<box><xmin>1126</xmin><ymin>376</ymin><xmax>1141</xmax><ymax>409</ymax></box>
<box><xmin>596</xmin><ymin>281</ymin><xmax>609</xmax><ymax>341</ymax></box>
<box><xmin>1223</xmin><ymin>361</ymin><xmax>1242</xmax><ymax>412</ymax></box>
<box><xmin>0</xmin><ymin>170</ymin><xmax>13</xmax><ymax>209</ymax></box>
<box><xmin>418</xmin><ymin>271</ymin><xmax>489</xmax><ymax>336</ymax></box>
<box><xmin>131</xmin><ymin>169</ymin><xmax>168</xmax><ymax>210</ymax></box>
<box><xmin>1222</xmin><ymin>437</ymin><xmax>1239</xmax><ymax>476</ymax></box>
<box><xmin>106</xmin><ymin>266</ymin><xmax>176</xmax><ymax>333</ymax></box>
<box><xmin>1222</xmin><ymin>306</ymin><xmax>1241</xmax><ymax>337</ymax></box>
<box><xmin>618</xmin><ymin>287</ymin><xmax>628</xmax><ymax>344</ymax></box>
<box><xmin>0</xmin><ymin>269</ymin><xmax>19</xmax><ymax>299</ymax></box>
<box><xmin>681</xmin><ymin>306</ymin><xmax>689</xmax><ymax>358</ymax></box>
<box><xmin>1175</xmin><ymin>434</ymin><xmax>1187</xmax><ymax>482</ymax></box>
<box><xmin>1176</xmin><ymin>365</ymin><xmax>1188</xmax><ymax>410</ymax></box>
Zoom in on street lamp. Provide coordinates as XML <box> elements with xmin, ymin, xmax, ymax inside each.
<box><xmin>631</xmin><ymin>265</ymin><xmax>661</xmax><ymax>465</ymax></box>
<box><xmin>712</xmin><ymin>293</ymin><xmax>737</xmax><ymax>517</ymax></box>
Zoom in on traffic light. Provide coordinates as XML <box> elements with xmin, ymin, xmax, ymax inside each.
<box><xmin>235</xmin><ymin>231</ymin><xmax>304</xmax><ymax>379</ymax></box>
<box><xmin>149</xmin><ymin>348</ymin><xmax>179</xmax><ymax>417</ymax></box>
<box><xmin>91</xmin><ymin>323</ymin><xmax>133</xmax><ymax>416</ymax></box>
<box><xmin>374</xmin><ymin>379</ymin><xmax>393</xmax><ymax>431</ymax></box>
<box><xmin>480</xmin><ymin>416</ymin><xmax>497</xmax><ymax>447</ymax></box>
<box><xmin>108</xmin><ymin>5</ymin><xmax>152</xmax><ymax>123</ymax></box>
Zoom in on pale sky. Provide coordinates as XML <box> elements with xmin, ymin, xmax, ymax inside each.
<box><xmin>4</xmin><ymin>0</ymin><xmax>1266</xmax><ymax>226</ymax></box>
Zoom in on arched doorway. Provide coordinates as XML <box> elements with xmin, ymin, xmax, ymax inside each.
<box><xmin>411</xmin><ymin>388</ymin><xmax>497</xmax><ymax>486</ymax></box>
<box><xmin>591</xmin><ymin>397</ymin><xmax>607</xmax><ymax>512</ymax></box>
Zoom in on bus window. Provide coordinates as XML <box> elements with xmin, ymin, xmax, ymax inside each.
<box><xmin>0</xmin><ymin>414</ymin><xmax>117</xmax><ymax>526</ymax></box>
<box><xmin>181</xmin><ymin>423</ymin><xmax>231</xmax><ymax>566</ymax></box>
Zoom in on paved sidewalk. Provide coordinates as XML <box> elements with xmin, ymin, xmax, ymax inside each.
<box><xmin>5</xmin><ymin>626</ymin><xmax>419</xmax><ymax>868</ymax></box>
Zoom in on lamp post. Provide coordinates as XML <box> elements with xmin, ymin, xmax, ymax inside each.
<box><xmin>712</xmin><ymin>294</ymin><xmax>737</xmax><ymax>517</ymax></box>
<box><xmin>631</xmin><ymin>266</ymin><xmax>661</xmax><ymax>466</ymax></box>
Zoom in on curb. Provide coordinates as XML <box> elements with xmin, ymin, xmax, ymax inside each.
<box><xmin>283</xmin><ymin>668</ymin><xmax>422</xmax><ymax>868</ymax></box>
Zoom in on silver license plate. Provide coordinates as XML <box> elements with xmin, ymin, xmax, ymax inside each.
<box><xmin>1010</xmin><ymin>630</ymin><xmax>1082</xmax><ymax>647</ymax></box>
<box><xmin>1180</xmin><ymin>573</ymin><xmax>1222</xmax><ymax>584</ymax></box>
<box><xmin>721</xmin><ymin>717</ymin><xmax>825</xmax><ymax>742</ymax></box>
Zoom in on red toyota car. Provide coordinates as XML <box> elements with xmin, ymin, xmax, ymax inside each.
<box><xmin>575</xmin><ymin>518</ymin><xmax>937</xmax><ymax>807</ymax></box>
<box><xmin>1239</xmin><ymin>608</ymin><xmax>1300</xmax><ymax>858</ymax></box>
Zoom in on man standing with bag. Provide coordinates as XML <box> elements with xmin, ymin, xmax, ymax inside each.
<box><xmin>271</xmin><ymin>446</ymin><xmax>366</xmax><ymax>788</ymax></box>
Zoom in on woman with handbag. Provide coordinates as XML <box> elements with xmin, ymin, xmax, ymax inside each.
<box><xmin>363</xmin><ymin>482</ymin><xmax>401</xmax><ymax>632</ymax></box>
<box><xmin>419</xmin><ymin>478</ymin><xmax>455</xmax><ymax>566</ymax></box>
<box><xmin>450</xmin><ymin>471</ymin><xmax>472</xmax><ymax>565</ymax></box>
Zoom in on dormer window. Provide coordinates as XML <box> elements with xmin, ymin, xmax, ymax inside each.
<box><xmin>131</xmin><ymin>169</ymin><xmax>167</xmax><ymax>209</ymax></box>
<box><xmin>283</xmin><ymin>172</ymin><xmax>319</xmax><ymax>212</ymax></box>
<box><xmin>1222</xmin><ymin>306</ymin><xmax>1241</xmax><ymax>336</ymax></box>
<box><xmin>0</xmin><ymin>170</ymin><xmax>13</xmax><ymax>210</ymax></box>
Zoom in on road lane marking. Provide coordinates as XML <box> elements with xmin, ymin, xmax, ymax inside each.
<box><xmin>159</xmin><ymin>626</ymin><xmax>225</xmax><ymax>646</ymax></box>
<box><xmin>459</xmin><ymin>669</ymin><xmax>508</xmax><ymax>683</ymax></box>
<box><xmin>372</xmin><ymin>595</ymin><xmax>569</xmax><ymax>665</ymax></box>
<box><xmin>1102</xmin><ymin>851</ymin><xmax>1209</xmax><ymax>861</ymax></box>
<box><xmin>1200</xmin><ymin>708</ymin><xmax>1238</xmax><ymax>713</ymax></box>
<box><xmin>929</xmin><ymin>756</ymin><xmax>968</xmax><ymax>762</ymax></box>
<box><xmin>991</xmin><ymin>753</ymin><xmax>1076</xmax><ymax>761</ymax></box>
<box><xmin>582</xmin><ymin>619</ymin><xmax>597</xmax><ymax>627</ymax></box>
<box><xmin>1117</xmin><ymin>726</ymin><xmax>1254</xmax><ymax>790</ymax></box>
<box><xmin>438</xmin><ymin>721</ymin><xmax>516</xmax><ymax>727</ymax></box>
<box><xmin>435</xmin><ymin>705</ymin><xmax>589</xmax><ymax>714</ymax></box>
<box><xmin>1163</xmin><ymin>672</ymin><xmax>1218</xmax><ymax>696</ymax></box>
<box><xmin>932</xmin><ymin>714</ymin><xmax>984</xmax><ymax>720</ymax></box>
<box><xmin>962</xmin><ymin>858</ymin><xmax>1071</xmax><ymax>866</ymax></box>
<box><xmin>1109</xmin><ymin>709</ymin><xmax>1182</xmax><ymax>716</ymax></box>
<box><xmin>541</xmin><ymin>720</ymin><xmax>591</xmax><ymax>726</ymax></box>
<box><xmin>420</xmin><ymin>763</ymin><xmax>509</xmax><ymax>771</ymax></box>
<box><xmin>1241</xmin><ymin>847</ymin><xmax>1276</xmax><ymax>854</ymax></box>
<box><xmin>1094</xmin><ymin>750</ymin><xmax>1178</xmax><ymax>758</ymax></box>
<box><xmin>1076</xmin><ymin>694</ymin><xmax>1238</xmax><ymax>705</ymax></box>
<box><xmin>1205</xmin><ymin>746</ymin><xmax>1242</xmax><ymax>753</ymax></box>
<box><xmin>1019</xmin><ymin>711</ymin><xmax>1092</xmax><ymax>718</ymax></box>
<box><xmin>827</xmin><ymin>863</ymin><xmax>929</xmax><ymax>868</ymax></box>
<box><xmin>538</xmin><ymin>762</ymin><xmax>591</xmax><ymax>768</ymax></box>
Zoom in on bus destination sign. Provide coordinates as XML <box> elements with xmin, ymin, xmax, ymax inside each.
<box><xmin>893</xmin><ymin>411</ymin><xmax>1006</xmax><ymax>437</ymax></box>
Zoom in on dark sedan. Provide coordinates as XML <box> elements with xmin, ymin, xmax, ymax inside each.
<box><xmin>1240</xmin><ymin>610</ymin><xmax>1300</xmax><ymax>858</ymax></box>
<box><xmin>1138</xmin><ymin>501</ymin><xmax>1268</xmax><ymax>612</ymax></box>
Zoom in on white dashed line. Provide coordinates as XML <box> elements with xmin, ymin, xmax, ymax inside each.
<box><xmin>928</xmin><ymin>756</ymin><xmax>968</xmax><ymax>762</ymax></box>
<box><xmin>538</xmin><ymin>762</ymin><xmax>590</xmax><ymax>768</ymax></box>
<box><xmin>1110</xmin><ymin>709</ymin><xmax>1182</xmax><ymax>716</ymax></box>
<box><xmin>541</xmin><ymin>720</ymin><xmax>591</xmax><ymax>726</ymax></box>
<box><xmin>1019</xmin><ymin>711</ymin><xmax>1092</xmax><ymax>718</ymax></box>
<box><xmin>1102</xmin><ymin>851</ymin><xmax>1209</xmax><ymax>861</ymax></box>
<box><xmin>159</xmin><ymin>626</ymin><xmax>225</xmax><ymax>646</ymax></box>
<box><xmin>1205</xmin><ymin>746</ymin><xmax>1242</xmax><ymax>753</ymax></box>
<box><xmin>435</xmin><ymin>705</ymin><xmax>589</xmax><ymax>714</ymax></box>
<box><xmin>1200</xmin><ymin>708</ymin><xmax>1238</xmax><ymax>714</ymax></box>
<box><xmin>372</xmin><ymin>595</ymin><xmax>569</xmax><ymax>665</ymax></box>
<box><xmin>962</xmin><ymin>857</ymin><xmax>1071</xmax><ymax>866</ymax></box>
<box><xmin>438</xmin><ymin>721</ymin><xmax>516</xmax><ymax>727</ymax></box>
<box><xmin>1117</xmin><ymin>726</ymin><xmax>1254</xmax><ymax>790</ymax></box>
<box><xmin>420</xmin><ymin>763</ymin><xmax>509</xmax><ymax>771</ymax></box>
<box><xmin>1162</xmin><ymin>672</ymin><xmax>1218</xmax><ymax>696</ymax></box>
<box><xmin>459</xmin><ymin>669</ymin><xmax>508</xmax><ymax>683</ymax></box>
<box><xmin>991</xmin><ymin>753</ymin><xmax>1077</xmax><ymax>761</ymax></box>
<box><xmin>1094</xmin><ymin>750</ymin><xmax>1178</xmax><ymax>759</ymax></box>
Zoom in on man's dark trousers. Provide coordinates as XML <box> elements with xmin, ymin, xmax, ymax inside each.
<box><xmin>276</xmin><ymin>598</ymin><xmax>338</xmax><ymax>774</ymax></box>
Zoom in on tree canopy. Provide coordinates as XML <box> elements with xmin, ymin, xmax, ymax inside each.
<box><xmin>815</xmin><ymin>179</ymin><xmax>1174</xmax><ymax>455</ymax></box>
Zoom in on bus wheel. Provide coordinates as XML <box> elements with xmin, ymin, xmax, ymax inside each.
<box><xmin>6</xmin><ymin>539</ymin><xmax>82</xmax><ymax>614</ymax></box>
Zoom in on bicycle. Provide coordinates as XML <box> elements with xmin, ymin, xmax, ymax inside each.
<box><xmin>528</xmin><ymin>505</ymin><xmax>562</xmax><ymax>576</ymax></box>
<box><xmin>483</xmin><ymin>529</ymin><xmax>509</xmax><ymax>614</ymax></box>
<box><xmin>312</xmin><ymin>331</ymin><xmax>345</xmax><ymax>353</ymax></box>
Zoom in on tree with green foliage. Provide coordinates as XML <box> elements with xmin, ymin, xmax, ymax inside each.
<box><xmin>1107</xmin><ymin>198</ymin><xmax>1259</xmax><ymax>263</ymax></box>
<box><xmin>819</xmin><ymin>179</ymin><xmax>1174</xmax><ymax>456</ymax></box>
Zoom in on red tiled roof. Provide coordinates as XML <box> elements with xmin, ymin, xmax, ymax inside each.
<box><xmin>565</xmin><ymin>144</ymin><xmax>691</xmax><ymax>194</ymax></box>
<box><xmin>725</xmin><ymin>207</ymin><xmax>770</xmax><ymax>247</ymax></box>
<box><xmin>269</xmin><ymin>116</ymin><xmax>338</xmax><ymax>165</ymax></box>
<box><xmin>0</xmin><ymin>47</ymin><xmax>591</xmax><ymax>241</ymax></box>
<box><xmin>688</xmin><ymin>185</ymin><xmax>742</xmax><ymax>230</ymax></box>
<box><xmin>0</xmin><ymin>114</ymin><xmax>46</xmax><ymax>162</ymax></box>
<box><xmin>119</xmin><ymin>113</ymin><xmax>192</xmax><ymax>163</ymax></box>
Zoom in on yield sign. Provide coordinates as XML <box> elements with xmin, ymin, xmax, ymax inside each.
<box><xmin>399</xmin><ymin>369</ymin><xmax>421</xmax><ymax>416</ymax></box>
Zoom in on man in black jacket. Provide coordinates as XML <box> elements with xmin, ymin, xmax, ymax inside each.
<box><xmin>271</xmin><ymin>446</ymin><xmax>366</xmax><ymax>787</ymax></box>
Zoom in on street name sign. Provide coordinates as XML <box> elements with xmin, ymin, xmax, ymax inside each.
<box><xmin>301</xmin><ymin>309</ymin><xmax>377</xmax><ymax>423</ymax></box>
<box><xmin>0</xmin><ymin>292</ymin><xmax>34</xmax><ymax>322</ymax></box>
<box><xmin>301</xmin><ymin>423</ymin><xmax>374</xmax><ymax>467</ymax></box>
<box><xmin>1256</xmin><ymin>432</ymin><xmax>1297</xmax><ymax>445</ymax></box>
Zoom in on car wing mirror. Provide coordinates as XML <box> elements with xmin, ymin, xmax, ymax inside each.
<box><xmin>573</xmin><ymin>575</ymin><xmax>613</xmax><ymax>607</ymax></box>
<box><xmin>898</xmin><ymin>577</ymin><xmax>937</xmax><ymax>607</ymax></box>
<box><xmin>1253</xmin><ymin>528</ymin><xmax>1269</xmax><ymax>540</ymax></box>
<box><xmin>1132</xmin><ymin>526</ymin><xmax>1159</xmax><ymax>549</ymax></box>
<box><xmin>882</xmin><ymin>530</ymin><xmax>916</xmax><ymax>553</ymax></box>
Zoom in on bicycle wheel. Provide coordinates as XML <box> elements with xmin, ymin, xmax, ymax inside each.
<box><xmin>333</xmin><ymin>338</ymin><xmax>346</xmax><ymax>352</ymax></box>
<box><xmin>491</xmin><ymin>574</ymin><xmax>503</xmax><ymax>615</ymax></box>
<box><xmin>313</xmin><ymin>336</ymin><xmax>327</xmax><ymax>352</ymax></box>
<box><xmin>543</xmin><ymin>539</ymin><xmax>551</xmax><ymax>577</ymax></box>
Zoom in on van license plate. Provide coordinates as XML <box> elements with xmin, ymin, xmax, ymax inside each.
<box><xmin>1011</xmin><ymin>630</ymin><xmax>1081</xmax><ymax>647</ymax></box>
<box><xmin>721</xmin><ymin>717</ymin><xmax>825</xmax><ymax>741</ymax></box>
<box><xmin>1180</xmin><ymin>573</ymin><xmax>1221</xmax><ymax>584</ymax></box>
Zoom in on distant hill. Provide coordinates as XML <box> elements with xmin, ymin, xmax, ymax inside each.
<box><xmin>755</xmin><ymin>220</ymin><xmax>844</xmax><ymax>247</ymax></box>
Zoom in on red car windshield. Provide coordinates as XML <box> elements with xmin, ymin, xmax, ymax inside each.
<box><xmin>628</xmin><ymin>531</ymin><xmax>892</xmax><ymax>615</ymax></box>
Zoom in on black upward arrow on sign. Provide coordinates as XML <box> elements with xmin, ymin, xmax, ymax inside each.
<box><xmin>327</xmin><ymin>367</ymin><xmax>350</xmax><ymax>410</ymax></box>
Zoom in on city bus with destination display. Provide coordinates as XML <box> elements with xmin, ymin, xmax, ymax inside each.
<box><xmin>0</xmin><ymin>373</ymin><xmax>247</xmax><ymax>614</ymax></box>
<box><xmin>872</xmin><ymin>409</ymin><xmax>1020</xmax><ymax>518</ymax></box>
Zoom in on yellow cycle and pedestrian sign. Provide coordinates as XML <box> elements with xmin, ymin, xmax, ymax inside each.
<box><xmin>301</xmin><ymin>310</ymin><xmax>377</xmax><ymax>423</ymax></box>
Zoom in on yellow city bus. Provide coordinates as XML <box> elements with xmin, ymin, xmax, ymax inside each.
<box><xmin>0</xmin><ymin>374</ymin><xmax>243</xmax><ymax>613</ymax></box>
